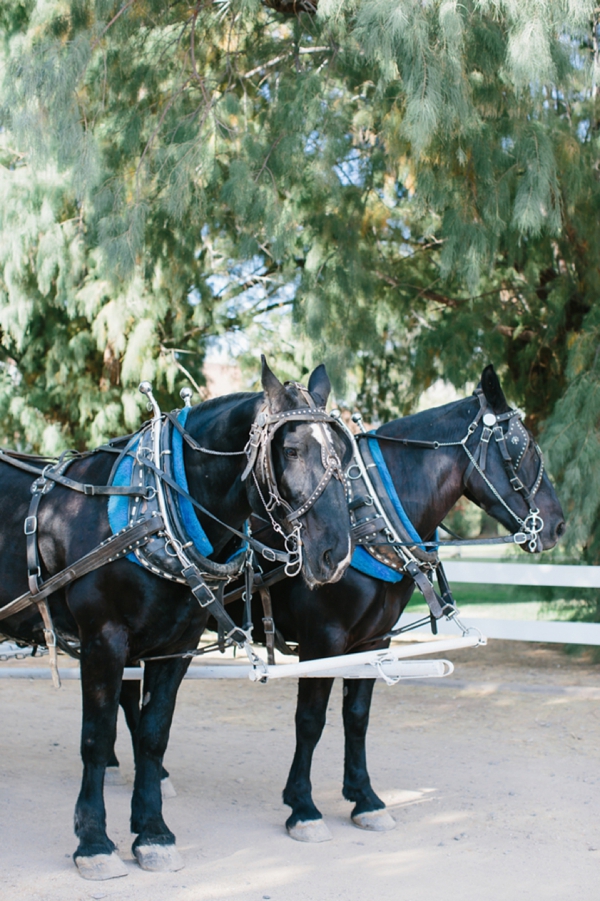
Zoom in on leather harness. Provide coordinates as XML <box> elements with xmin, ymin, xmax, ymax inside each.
<box><xmin>0</xmin><ymin>381</ymin><xmax>351</xmax><ymax>682</ymax></box>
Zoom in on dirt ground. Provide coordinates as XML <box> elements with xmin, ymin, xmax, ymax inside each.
<box><xmin>1</xmin><ymin>639</ymin><xmax>600</xmax><ymax>901</ymax></box>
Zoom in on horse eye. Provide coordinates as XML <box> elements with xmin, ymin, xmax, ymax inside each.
<box><xmin>284</xmin><ymin>447</ymin><xmax>298</xmax><ymax>460</ymax></box>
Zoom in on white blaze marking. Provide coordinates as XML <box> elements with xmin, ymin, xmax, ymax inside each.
<box><xmin>309</xmin><ymin>423</ymin><xmax>328</xmax><ymax>448</ymax></box>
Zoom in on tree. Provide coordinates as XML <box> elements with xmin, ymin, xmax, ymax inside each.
<box><xmin>0</xmin><ymin>0</ymin><xmax>599</xmax><ymax>560</ymax></box>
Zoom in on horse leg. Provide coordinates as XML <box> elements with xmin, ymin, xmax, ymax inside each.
<box><xmin>130</xmin><ymin>657</ymin><xmax>189</xmax><ymax>872</ymax></box>
<box><xmin>73</xmin><ymin>636</ymin><xmax>129</xmax><ymax>880</ymax></box>
<box><xmin>106</xmin><ymin>674</ymin><xmax>173</xmax><ymax>789</ymax></box>
<box><xmin>282</xmin><ymin>677</ymin><xmax>334</xmax><ymax>843</ymax></box>
<box><xmin>342</xmin><ymin>678</ymin><xmax>395</xmax><ymax>831</ymax></box>
<box><xmin>106</xmin><ymin>678</ymin><xmax>141</xmax><ymax>783</ymax></box>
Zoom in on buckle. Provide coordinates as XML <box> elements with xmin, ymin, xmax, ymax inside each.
<box><xmin>28</xmin><ymin>565</ymin><xmax>41</xmax><ymax>579</ymax></box>
<box><xmin>83</xmin><ymin>484</ymin><xmax>95</xmax><ymax>496</ymax></box>
<box><xmin>510</xmin><ymin>476</ymin><xmax>524</xmax><ymax>491</ymax></box>
<box><xmin>24</xmin><ymin>516</ymin><xmax>37</xmax><ymax>536</ymax></box>
<box><xmin>262</xmin><ymin>617</ymin><xmax>275</xmax><ymax>635</ymax></box>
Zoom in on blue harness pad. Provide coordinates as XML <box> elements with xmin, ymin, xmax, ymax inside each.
<box><xmin>107</xmin><ymin>438</ymin><xmax>139</xmax><ymax>563</ymax></box>
<box><xmin>107</xmin><ymin>409</ymin><xmax>213</xmax><ymax>565</ymax></box>
<box><xmin>171</xmin><ymin>407</ymin><xmax>213</xmax><ymax>557</ymax></box>
<box><xmin>349</xmin><ymin>435</ymin><xmax>430</xmax><ymax>583</ymax></box>
<box><xmin>350</xmin><ymin>546</ymin><xmax>405</xmax><ymax>583</ymax></box>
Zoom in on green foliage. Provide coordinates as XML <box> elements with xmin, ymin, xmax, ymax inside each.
<box><xmin>0</xmin><ymin>0</ymin><xmax>599</xmax><ymax>565</ymax></box>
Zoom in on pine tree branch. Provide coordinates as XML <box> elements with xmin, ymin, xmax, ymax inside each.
<box><xmin>254</xmin><ymin>136</ymin><xmax>284</xmax><ymax>184</ymax></box>
<box><xmin>91</xmin><ymin>0</ymin><xmax>137</xmax><ymax>51</ymax></box>
<box><xmin>135</xmin><ymin>80</ymin><xmax>192</xmax><ymax>187</ymax></box>
<box><xmin>242</xmin><ymin>47</ymin><xmax>329</xmax><ymax>79</ymax></box>
<box><xmin>160</xmin><ymin>345</ymin><xmax>207</xmax><ymax>399</ymax></box>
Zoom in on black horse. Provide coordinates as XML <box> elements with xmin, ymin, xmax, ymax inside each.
<box><xmin>0</xmin><ymin>360</ymin><xmax>353</xmax><ymax>878</ymax></box>
<box><xmin>227</xmin><ymin>366</ymin><xmax>565</xmax><ymax>841</ymax></box>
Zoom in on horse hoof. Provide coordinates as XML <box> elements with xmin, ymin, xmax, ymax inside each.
<box><xmin>134</xmin><ymin>843</ymin><xmax>184</xmax><ymax>872</ymax></box>
<box><xmin>287</xmin><ymin>819</ymin><xmax>332</xmax><ymax>843</ymax></box>
<box><xmin>105</xmin><ymin>766</ymin><xmax>127</xmax><ymax>786</ymax></box>
<box><xmin>74</xmin><ymin>852</ymin><xmax>128</xmax><ymax>880</ymax></box>
<box><xmin>352</xmin><ymin>809</ymin><xmax>396</xmax><ymax>831</ymax></box>
<box><xmin>161</xmin><ymin>776</ymin><xmax>177</xmax><ymax>799</ymax></box>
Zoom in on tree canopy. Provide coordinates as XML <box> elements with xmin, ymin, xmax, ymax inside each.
<box><xmin>0</xmin><ymin>0</ymin><xmax>599</xmax><ymax>559</ymax></box>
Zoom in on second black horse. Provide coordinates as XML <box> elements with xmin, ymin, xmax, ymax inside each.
<box><xmin>234</xmin><ymin>366</ymin><xmax>565</xmax><ymax>841</ymax></box>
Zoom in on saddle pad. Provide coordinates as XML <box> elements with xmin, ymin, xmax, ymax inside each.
<box><xmin>107</xmin><ymin>408</ymin><xmax>213</xmax><ymax>565</ymax></box>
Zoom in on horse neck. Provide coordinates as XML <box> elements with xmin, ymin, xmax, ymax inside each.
<box><xmin>182</xmin><ymin>393</ymin><xmax>261</xmax><ymax>553</ymax></box>
<box><xmin>375</xmin><ymin>397</ymin><xmax>478</xmax><ymax>540</ymax></box>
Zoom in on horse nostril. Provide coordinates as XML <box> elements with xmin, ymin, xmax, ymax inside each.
<box><xmin>555</xmin><ymin>521</ymin><xmax>566</xmax><ymax>538</ymax></box>
<box><xmin>323</xmin><ymin>550</ymin><xmax>333</xmax><ymax>571</ymax></box>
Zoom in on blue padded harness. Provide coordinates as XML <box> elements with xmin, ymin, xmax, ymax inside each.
<box><xmin>108</xmin><ymin>408</ymin><xmax>214</xmax><ymax>566</ymax></box>
<box><xmin>350</xmin><ymin>435</ymin><xmax>432</xmax><ymax>584</ymax></box>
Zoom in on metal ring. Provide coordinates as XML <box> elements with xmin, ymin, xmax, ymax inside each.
<box><xmin>347</xmin><ymin>464</ymin><xmax>362</xmax><ymax>480</ymax></box>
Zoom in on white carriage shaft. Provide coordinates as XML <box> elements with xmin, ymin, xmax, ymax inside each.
<box><xmin>0</xmin><ymin>634</ymin><xmax>482</xmax><ymax>682</ymax></box>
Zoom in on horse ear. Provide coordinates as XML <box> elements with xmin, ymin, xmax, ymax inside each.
<box><xmin>261</xmin><ymin>355</ymin><xmax>286</xmax><ymax>411</ymax></box>
<box><xmin>481</xmin><ymin>365</ymin><xmax>511</xmax><ymax>413</ymax></box>
<box><xmin>307</xmin><ymin>364</ymin><xmax>331</xmax><ymax>407</ymax></box>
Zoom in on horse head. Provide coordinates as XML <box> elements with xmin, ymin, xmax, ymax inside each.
<box><xmin>464</xmin><ymin>365</ymin><xmax>565</xmax><ymax>552</ymax></box>
<box><xmin>248</xmin><ymin>357</ymin><xmax>354</xmax><ymax>587</ymax></box>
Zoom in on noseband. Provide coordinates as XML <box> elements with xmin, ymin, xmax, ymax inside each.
<box><xmin>241</xmin><ymin>383</ymin><xmax>349</xmax><ymax>576</ymax></box>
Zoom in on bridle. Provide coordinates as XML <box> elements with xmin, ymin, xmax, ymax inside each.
<box><xmin>241</xmin><ymin>382</ymin><xmax>351</xmax><ymax>576</ymax></box>
<box><xmin>366</xmin><ymin>388</ymin><xmax>546</xmax><ymax>553</ymax></box>
<box><xmin>442</xmin><ymin>388</ymin><xmax>545</xmax><ymax>552</ymax></box>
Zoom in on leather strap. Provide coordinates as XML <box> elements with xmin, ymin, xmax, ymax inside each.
<box><xmin>259</xmin><ymin>586</ymin><xmax>276</xmax><ymax>665</ymax></box>
<box><xmin>0</xmin><ymin>448</ymin><xmax>155</xmax><ymax>499</ymax></box>
<box><xmin>0</xmin><ymin>517</ymin><xmax>165</xmax><ymax>622</ymax></box>
<box><xmin>181</xmin><ymin>565</ymin><xmax>248</xmax><ymax>646</ymax></box>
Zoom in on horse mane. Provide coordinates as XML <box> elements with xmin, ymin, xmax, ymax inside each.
<box><xmin>194</xmin><ymin>391</ymin><xmax>259</xmax><ymax>414</ymax></box>
<box><xmin>378</xmin><ymin>394</ymin><xmax>476</xmax><ymax>444</ymax></box>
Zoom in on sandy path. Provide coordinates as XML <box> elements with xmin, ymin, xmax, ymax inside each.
<box><xmin>1</xmin><ymin>640</ymin><xmax>599</xmax><ymax>901</ymax></box>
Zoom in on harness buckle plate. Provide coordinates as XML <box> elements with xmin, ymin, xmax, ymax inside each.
<box><xmin>510</xmin><ymin>476</ymin><xmax>524</xmax><ymax>491</ymax></box>
<box><xmin>181</xmin><ymin>564</ymin><xmax>215</xmax><ymax>608</ymax></box>
<box><xmin>24</xmin><ymin>516</ymin><xmax>37</xmax><ymax>536</ymax></box>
